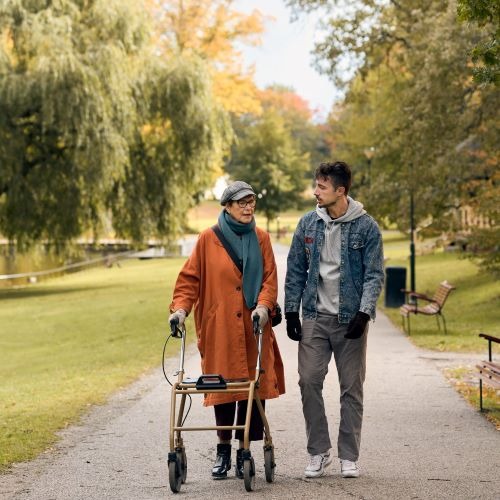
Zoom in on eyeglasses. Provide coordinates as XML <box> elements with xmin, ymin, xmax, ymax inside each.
<box><xmin>236</xmin><ymin>198</ymin><xmax>257</xmax><ymax>208</ymax></box>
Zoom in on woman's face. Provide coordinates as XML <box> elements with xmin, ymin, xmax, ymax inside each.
<box><xmin>226</xmin><ymin>195</ymin><xmax>256</xmax><ymax>224</ymax></box>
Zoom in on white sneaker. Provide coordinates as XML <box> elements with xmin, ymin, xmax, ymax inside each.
<box><xmin>340</xmin><ymin>459</ymin><xmax>360</xmax><ymax>478</ymax></box>
<box><xmin>304</xmin><ymin>451</ymin><xmax>333</xmax><ymax>478</ymax></box>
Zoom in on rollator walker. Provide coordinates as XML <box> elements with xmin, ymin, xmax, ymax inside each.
<box><xmin>167</xmin><ymin>314</ymin><xmax>276</xmax><ymax>493</ymax></box>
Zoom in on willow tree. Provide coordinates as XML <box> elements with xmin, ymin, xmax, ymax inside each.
<box><xmin>109</xmin><ymin>56</ymin><xmax>232</xmax><ymax>242</ymax></box>
<box><xmin>0</xmin><ymin>0</ymin><xmax>230</xmax><ymax>247</ymax></box>
<box><xmin>0</xmin><ymin>0</ymin><xmax>147</xmax><ymax>247</ymax></box>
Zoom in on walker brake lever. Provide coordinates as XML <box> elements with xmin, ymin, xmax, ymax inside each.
<box><xmin>253</xmin><ymin>314</ymin><xmax>260</xmax><ymax>334</ymax></box>
<box><xmin>170</xmin><ymin>318</ymin><xmax>182</xmax><ymax>338</ymax></box>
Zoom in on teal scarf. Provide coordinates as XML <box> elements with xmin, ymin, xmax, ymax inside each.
<box><xmin>218</xmin><ymin>210</ymin><xmax>263</xmax><ymax>309</ymax></box>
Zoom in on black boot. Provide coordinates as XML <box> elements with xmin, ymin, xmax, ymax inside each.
<box><xmin>235</xmin><ymin>448</ymin><xmax>244</xmax><ymax>479</ymax></box>
<box><xmin>212</xmin><ymin>444</ymin><xmax>231</xmax><ymax>479</ymax></box>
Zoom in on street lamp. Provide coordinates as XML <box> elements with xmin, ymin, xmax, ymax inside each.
<box><xmin>363</xmin><ymin>146</ymin><xmax>375</xmax><ymax>187</ymax></box>
<box><xmin>409</xmin><ymin>163</ymin><xmax>416</xmax><ymax>295</ymax></box>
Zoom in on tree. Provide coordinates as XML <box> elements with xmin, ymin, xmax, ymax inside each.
<box><xmin>147</xmin><ymin>0</ymin><xmax>266</xmax><ymax>115</ymax></box>
<box><xmin>289</xmin><ymin>0</ymin><xmax>499</xmax><ymax>244</ymax></box>
<box><xmin>286</xmin><ymin>0</ymin><xmax>415</xmax><ymax>90</ymax></box>
<box><xmin>457</xmin><ymin>0</ymin><xmax>499</xmax><ymax>85</ymax></box>
<box><xmin>227</xmin><ymin>109</ymin><xmax>310</xmax><ymax>226</ymax></box>
<box><xmin>259</xmin><ymin>85</ymin><xmax>332</xmax><ymax>175</ymax></box>
<box><xmin>0</xmin><ymin>0</ymin><xmax>149</xmax><ymax>247</ymax></box>
<box><xmin>0</xmin><ymin>0</ymin><xmax>231</xmax><ymax>247</ymax></box>
<box><xmin>227</xmin><ymin>85</ymin><xmax>331</xmax><ymax>226</ymax></box>
<box><xmin>109</xmin><ymin>57</ymin><xmax>231</xmax><ymax>242</ymax></box>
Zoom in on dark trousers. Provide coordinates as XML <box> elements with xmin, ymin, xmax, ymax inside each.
<box><xmin>214</xmin><ymin>399</ymin><xmax>266</xmax><ymax>442</ymax></box>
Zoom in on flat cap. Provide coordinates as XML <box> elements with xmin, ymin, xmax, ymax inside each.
<box><xmin>220</xmin><ymin>181</ymin><xmax>255</xmax><ymax>205</ymax></box>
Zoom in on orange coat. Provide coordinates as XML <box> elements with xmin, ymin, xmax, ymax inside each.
<box><xmin>170</xmin><ymin>226</ymin><xmax>285</xmax><ymax>406</ymax></box>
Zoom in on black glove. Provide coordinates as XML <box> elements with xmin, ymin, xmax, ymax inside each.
<box><xmin>345</xmin><ymin>311</ymin><xmax>370</xmax><ymax>339</ymax></box>
<box><xmin>285</xmin><ymin>311</ymin><xmax>302</xmax><ymax>341</ymax></box>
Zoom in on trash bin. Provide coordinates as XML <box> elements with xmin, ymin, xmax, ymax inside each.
<box><xmin>385</xmin><ymin>266</ymin><xmax>406</xmax><ymax>308</ymax></box>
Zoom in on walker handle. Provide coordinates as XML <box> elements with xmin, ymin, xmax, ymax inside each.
<box><xmin>253</xmin><ymin>314</ymin><xmax>260</xmax><ymax>334</ymax></box>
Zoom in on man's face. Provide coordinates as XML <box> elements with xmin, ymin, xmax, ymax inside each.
<box><xmin>313</xmin><ymin>176</ymin><xmax>344</xmax><ymax>208</ymax></box>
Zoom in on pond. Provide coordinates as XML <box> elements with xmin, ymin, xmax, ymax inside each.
<box><xmin>0</xmin><ymin>245</ymin><xmax>126</xmax><ymax>287</ymax></box>
<box><xmin>0</xmin><ymin>246</ymin><xmax>65</xmax><ymax>276</ymax></box>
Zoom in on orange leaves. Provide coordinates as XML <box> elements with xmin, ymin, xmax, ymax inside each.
<box><xmin>147</xmin><ymin>0</ymin><xmax>267</xmax><ymax>115</ymax></box>
<box><xmin>258</xmin><ymin>86</ymin><xmax>313</xmax><ymax>120</ymax></box>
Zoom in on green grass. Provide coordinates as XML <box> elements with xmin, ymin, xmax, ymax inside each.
<box><xmin>0</xmin><ymin>258</ymin><xmax>187</xmax><ymax>471</ymax></box>
<box><xmin>381</xmin><ymin>235</ymin><xmax>500</xmax><ymax>352</ymax></box>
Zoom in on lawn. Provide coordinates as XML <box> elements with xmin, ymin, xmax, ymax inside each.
<box><xmin>381</xmin><ymin>235</ymin><xmax>499</xmax><ymax>352</ymax></box>
<box><xmin>0</xmin><ymin>258</ymin><xmax>187</xmax><ymax>470</ymax></box>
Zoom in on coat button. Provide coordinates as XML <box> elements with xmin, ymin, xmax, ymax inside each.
<box><xmin>237</xmin><ymin>312</ymin><xmax>242</xmax><ymax>318</ymax></box>
<box><xmin>236</xmin><ymin>286</ymin><xmax>241</xmax><ymax>291</ymax></box>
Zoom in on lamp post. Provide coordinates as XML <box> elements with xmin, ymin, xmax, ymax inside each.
<box><xmin>409</xmin><ymin>163</ymin><xmax>416</xmax><ymax>294</ymax></box>
<box><xmin>363</xmin><ymin>146</ymin><xmax>375</xmax><ymax>187</ymax></box>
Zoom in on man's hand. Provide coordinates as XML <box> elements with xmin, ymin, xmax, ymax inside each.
<box><xmin>285</xmin><ymin>311</ymin><xmax>302</xmax><ymax>341</ymax></box>
<box><xmin>169</xmin><ymin>309</ymin><xmax>187</xmax><ymax>327</ymax></box>
<box><xmin>252</xmin><ymin>305</ymin><xmax>269</xmax><ymax>328</ymax></box>
<box><xmin>345</xmin><ymin>311</ymin><xmax>370</xmax><ymax>339</ymax></box>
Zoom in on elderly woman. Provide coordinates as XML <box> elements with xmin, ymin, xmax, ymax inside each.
<box><xmin>169</xmin><ymin>181</ymin><xmax>285</xmax><ymax>480</ymax></box>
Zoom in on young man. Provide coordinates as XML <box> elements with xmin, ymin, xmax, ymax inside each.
<box><xmin>284</xmin><ymin>161</ymin><xmax>384</xmax><ymax>479</ymax></box>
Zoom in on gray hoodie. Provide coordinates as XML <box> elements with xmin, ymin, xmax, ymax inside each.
<box><xmin>316</xmin><ymin>196</ymin><xmax>366</xmax><ymax>314</ymax></box>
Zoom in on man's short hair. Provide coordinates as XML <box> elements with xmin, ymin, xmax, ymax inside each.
<box><xmin>315</xmin><ymin>161</ymin><xmax>352</xmax><ymax>195</ymax></box>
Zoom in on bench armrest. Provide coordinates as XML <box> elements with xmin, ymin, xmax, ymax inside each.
<box><xmin>479</xmin><ymin>333</ymin><xmax>500</xmax><ymax>344</ymax></box>
<box><xmin>401</xmin><ymin>289</ymin><xmax>433</xmax><ymax>302</ymax></box>
<box><xmin>479</xmin><ymin>333</ymin><xmax>499</xmax><ymax>362</ymax></box>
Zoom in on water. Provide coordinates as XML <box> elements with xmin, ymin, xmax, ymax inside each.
<box><xmin>0</xmin><ymin>241</ymin><xmax>187</xmax><ymax>287</ymax></box>
<box><xmin>0</xmin><ymin>246</ymin><xmax>66</xmax><ymax>276</ymax></box>
<box><xmin>0</xmin><ymin>245</ymin><xmax>120</xmax><ymax>287</ymax></box>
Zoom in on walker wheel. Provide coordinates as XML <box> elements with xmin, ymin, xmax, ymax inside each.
<box><xmin>243</xmin><ymin>456</ymin><xmax>256</xmax><ymax>492</ymax></box>
<box><xmin>169</xmin><ymin>459</ymin><xmax>182</xmax><ymax>493</ymax></box>
<box><xmin>176</xmin><ymin>448</ymin><xmax>187</xmax><ymax>483</ymax></box>
<box><xmin>264</xmin><ymin>446</ymin><xmax>275</xmax><ymax>483</ymax></box>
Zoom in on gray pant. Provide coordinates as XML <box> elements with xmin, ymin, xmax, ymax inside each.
<box><xmin>298</xmin><ymin>313</ymin><xmax>367</xmax><ymax>461</ymax></box>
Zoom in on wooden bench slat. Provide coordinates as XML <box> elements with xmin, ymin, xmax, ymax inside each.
<box><xmin>477</xmin><ymin>362</ymin><xmax>500</xmax><ymax>378</ymax></box>
<box><xmin>476</xmin><ymin>373</ymin><xmax>500</xmax><ymax>388</ymax></box>
<box><xmin>482</xmin><ymin>361</ymin><xmax>500</xmax><ymax>373</ymax></box>
<box><xmin>476</xmin><ymin>362</ymin><xmax>500</xmax><ymax>388</ymax></box>
<box><xmin>477</xmin><ymin>365</ymin><xmax>500</xmax><ymax>377</ymax></box>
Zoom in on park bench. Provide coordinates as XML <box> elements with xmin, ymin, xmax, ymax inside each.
<box><xmin>476</xmin><ymin>333</ymin><xmax>500</xmax><ymax>412</ymax></box>
<box><xmin>400</xmin><ymin>280</ymin><xmax>456</xmax><ymax>335</ymax></box>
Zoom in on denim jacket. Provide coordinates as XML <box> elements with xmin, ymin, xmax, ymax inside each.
<box><xmin>285</xmin><ymin>209</ymin><xmax>384</xmax><ymax>323</ymax></box>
